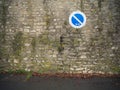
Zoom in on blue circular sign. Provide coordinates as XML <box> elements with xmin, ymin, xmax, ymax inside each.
<box><xmin>69</xmin><ymin>11</ymin><xmax>86</xmax><ymax>28</ymax></box>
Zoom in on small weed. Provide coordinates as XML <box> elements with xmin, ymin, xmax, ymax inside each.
<box><xmin>15</xmin><ymin>70</ymin><xmax>28</xmax><ymax>74</ymax></box>
<box><xmin>38</xmin><ymin>69</ymin><xmax>44</xmax><ymax>74</ymax></box>
<box><xmin>25</xmin><ymin>72</ymin><xmax>33</xmax><ymax>81</ymax></box>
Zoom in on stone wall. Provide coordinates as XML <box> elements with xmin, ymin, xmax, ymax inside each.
<box><xmin>0</xmin><ymin>0</ymin><xmax>120</xmax><ymax>74</ymax></box>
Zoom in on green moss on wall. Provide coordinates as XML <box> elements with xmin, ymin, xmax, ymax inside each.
<box><xmin>45</xmin><ymin>14</ymin><xmax>51</xmax><ymax>27</ymax></box>
<box><xmin>38</xmin><ymin>32</ymin><xmax>63</xmax><ymax>53</ymax></box>
<box><xmin>38</xmin><ymin>62</ymin><xmax>58</xmax><ymax>73</ymax></box>
<box><xmin>111</xmin><ymin>66</ymin><xmax>120</xmax><ymax>74</ymax></box>
<box><xmin>39</xmin><ymin>32</ymin><xmax>49</xmax><ymax>45</ymax></box>
<box><xmin>64</xmin><ymin>21</ymin><xmax>68</xmax><ymax>25</ymax></box>
<box><xmin>80</xmin><ymin>0</ymin><xmax>84</xmax><ymax>11</ymax></box>
<box><xmin>98</xmin><ymin>0</ymin><xmax>104</xmax><ymax>11</ymax></box>
<box><xmin>57</xmin><ymin>44</ymin><xmax>64</xmax><ymax>53</ymax></box>
<box><xmin>0</xmin><ymin>30</ymin><xmax>7</xmax><ymax>59</ymax></box>
<box><xmin>0</xmin><ymin>0</ymin><xmax>10</xmax><ymax>60</ymax></box>
<box><xmin>12</xmin><ymin>31</ymin><xmax>24</xmax><ymax>58</ymax></box>
<box><xmin>31</xmin><ymin>37</ymin><xmax>36</xmax><ymax>52</ymax></box>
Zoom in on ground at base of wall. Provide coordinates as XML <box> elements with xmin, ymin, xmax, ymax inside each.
<box><xmin>0</xmin><ymin>73</ymin><xmax>120</xmax><ymax>90</ymax></box>
<box><xmin>0</xmin><ymin>71</ymin><xmax>120</xmax><ymax>79</ymax></box>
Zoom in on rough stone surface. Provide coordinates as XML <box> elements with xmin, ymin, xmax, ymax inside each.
<box><xmin>0</xmin><ymin>0</ymin><xmax>120</xmax><ymax>74</ymax></box>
